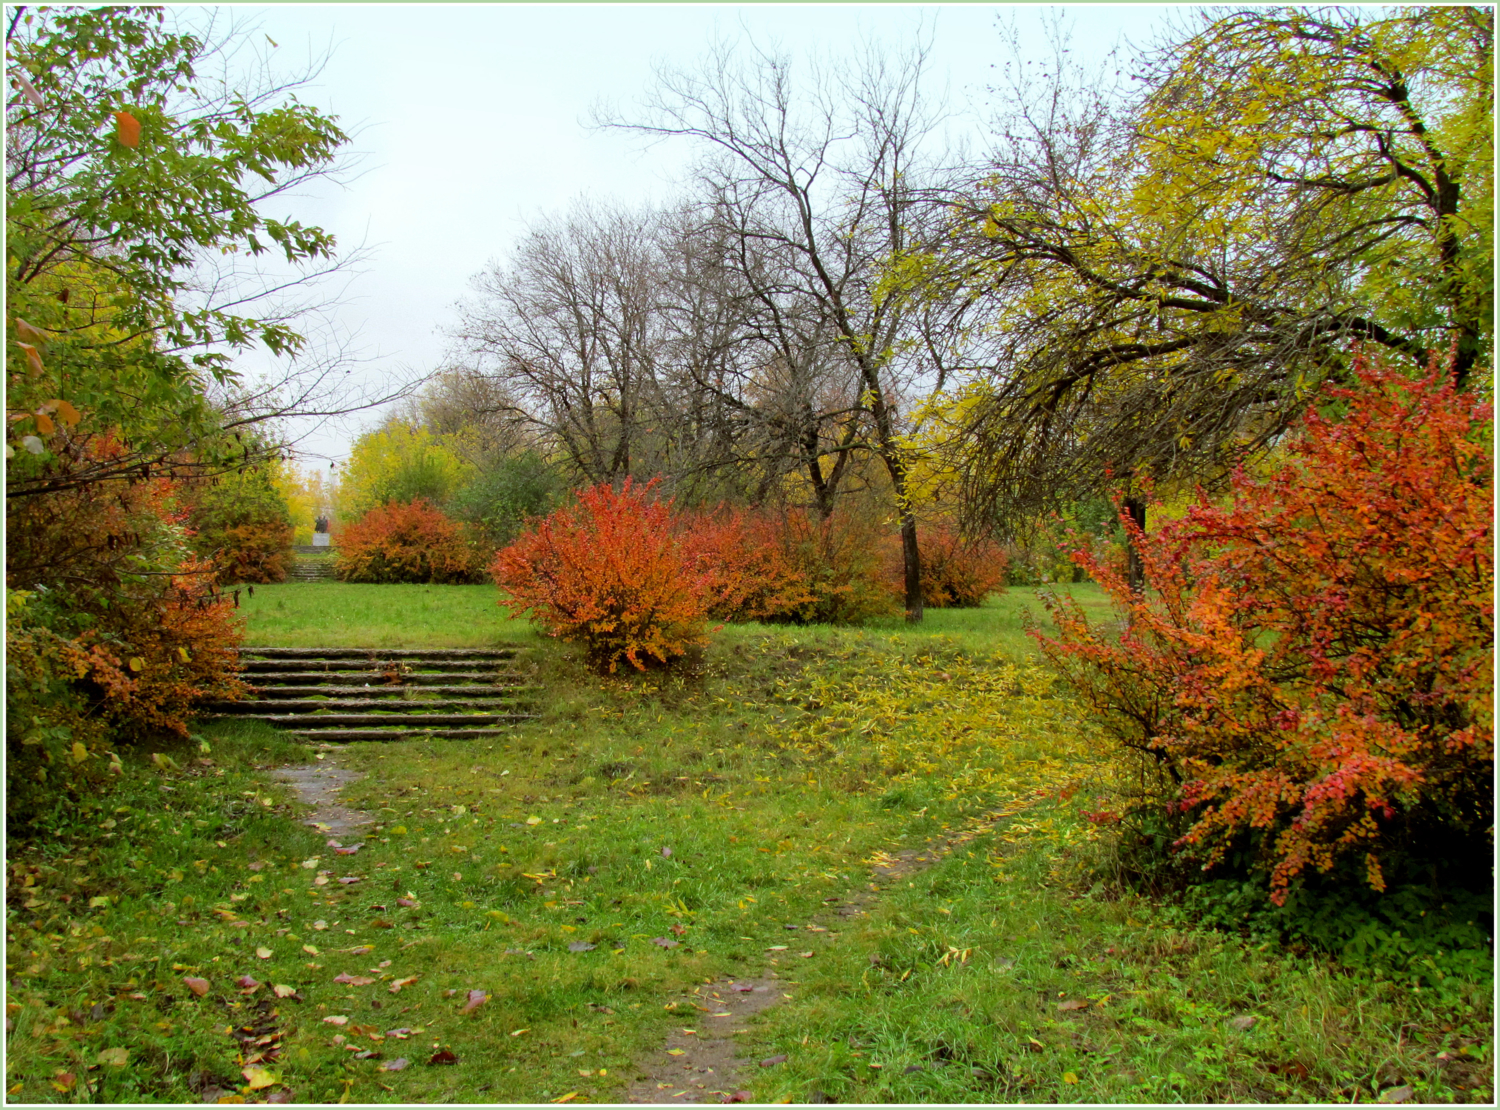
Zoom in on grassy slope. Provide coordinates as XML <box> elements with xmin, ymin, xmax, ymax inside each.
<box><xmin>4</xmin><ymin>585</ymin><xmax>1490</xmax><ymax>1104</ymax></box>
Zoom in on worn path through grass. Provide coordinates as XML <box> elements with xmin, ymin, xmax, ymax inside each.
<box><xmin>5</xmin><ymin>585</ymin><xmax>1490</xmax><ymax>1104</ymax></box>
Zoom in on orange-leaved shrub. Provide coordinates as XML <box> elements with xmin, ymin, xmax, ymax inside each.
<box><xmin>677</xmin><ymin>506</ymin><xmax>815</xmax><ymax>622</ymax></box>
<box><xmin>742</xmin><ymin>506</ymin><xmax>898</xmax><ymax>625</ymax></box>
<box><xmin>1032</xmin><ymin>353</ymin><xmax>1492</xmax><ymax>903</ymax></box>
<box><xmin>335</xmin><ymin>499</ymin><xmax>486</xmax><ymax>584</ymax></box>
<box><xmin>898</xmin><ymin>520</ymin><xmax>1008</xmax><ymax>608</ymax></box>
<box><xmin>491</xmin><ymin>479</ymin><xmax>709</xmax><ymax>672</ymax></box>
<box><xmin>7</xmin><ymin>448</ymin><xmax>248</xmax><ymax>824</ymax></box>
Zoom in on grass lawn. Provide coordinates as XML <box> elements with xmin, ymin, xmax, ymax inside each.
<box><xmin>5</xmin><ymin>584</ymin><xmax>1491</xmax><ymax>1104</ymax></box>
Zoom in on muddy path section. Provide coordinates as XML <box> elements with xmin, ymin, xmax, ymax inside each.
<box><xmin>622</xmin><ymin>811</ymin><xmax>1033</xmax><ymax>1105</ymax></box>
<box><xmin>268</xmin><ymin>751</ymin><xmax>375</xmax><ymax>838</ymax></box>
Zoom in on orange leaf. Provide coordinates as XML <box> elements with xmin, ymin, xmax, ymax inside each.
<box><xmin>183</xmin><ymin>976</ymin><xmax>210</xmax><ymax>997</ymax></box>
<box><xmin>33</xmin><ymin>412</ymin><xmax>54</xmax><ymax>435</ymax></box>
<box><xmin>15</xmin><ymin>342</ymin><xmax>43</xmax><ymax>376</ymax></box>
<box><xmin>114</xmin><ymin>111</ymin><xmax>141</xmax><ymax>148</ymax></box>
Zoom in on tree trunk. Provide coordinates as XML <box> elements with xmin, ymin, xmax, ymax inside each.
<box><xmin>899</xmin><ymin>508</ymin><xmax>924</xmax><ymax>623</ymax></box>
<box><xmin>1123</xmin><ymin>496</ymin><xmax>1147</xmax><ymax>594</ymax></box>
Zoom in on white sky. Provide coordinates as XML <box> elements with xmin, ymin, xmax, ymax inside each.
<box><xmin>222</xmin><ymin>3</ymin><xmax>1179</xmax><ymax>472</ymax></box>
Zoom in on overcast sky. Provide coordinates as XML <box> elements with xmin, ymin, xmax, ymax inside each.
<box><xmin>222</xmin><ymin>4</ymin><xmax>1178</xmax><ymax>472</ymax></box>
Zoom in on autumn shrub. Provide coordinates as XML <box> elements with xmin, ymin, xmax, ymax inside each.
<box><xmin>677</xmin><ymin>506</ymin><xmax>815</xmax><ymax>622</ymax></box>
<box><xmin>6</xmin><ymin>450</ymin><xmax>248</xmax><ymax>827</ymax></box>
<box><xmin>1032</xmin><ymin>354</ymin><xmax>1492</xmax><ymax>905</ymax></box>
<box><xmin>334</xmin><ymin>499</ymin><xmax>486</xmax><ymax>584</ymax></box>
<box><xmin>902</xmin><ymin>520</ymin><xmax>1008</xmax><ymax>608</ymax></box>
<box><xmin>745</xmin><ymin>507</ymin><xmax>900</xmax><ymax>625</ymax></box>
<box><xmin>491</xmin><ymin>479</ymin><xmax>709</xmax><ymax>672</ymax></box>
<box><xmin>182</xmin><ymin>462</ymin><xmax>294</xmax><ymax>584</ymax></box>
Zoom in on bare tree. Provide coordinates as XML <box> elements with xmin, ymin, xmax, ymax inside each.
<box><xmin>600</xmin><ymin>31</ymin><xmax>955</xmax><ymax>621</ymax></box>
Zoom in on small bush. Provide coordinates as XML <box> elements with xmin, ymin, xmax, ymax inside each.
<box><xmin>334</xmin><ymin>499</ymin><xmax>485</xmax><ymax>584</ymax></box>
<box><xmin>904</xmin><ymin>521</ymin><xmax>1008</xmax><ymax>607</ymax></box>
<box><xmin>183</xmin><ymin>463</ymin><xmax>294</xmax><ymax>584</ymax></box>
<box><xmin>752</xmin><ymin>507</ymin><xmax>899</xmax><ymax>625</ymax></box>
<box><xmin>1033</xmin><ymin>353</ymin><xmax>1492</xmax><ymax>904</ymax></box>
<box><xmin>491</xmin><ymin>479</ymin><xmax>709</xmax><ymax>672</ymax></box>
<box><xmin>677</xmin><ymin>506</ymin><xmax>815</xmax><ymax>622</ymax></box>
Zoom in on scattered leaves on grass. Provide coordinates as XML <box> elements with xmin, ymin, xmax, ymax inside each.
<box><xmin>322</xmin><ymin>1015</ymin><xmax>349</xmax><ymax>1026</ymax></box>
<box><xmin>255</xmin><ymin>947</ymin><xmax>273</xmax><ymax>960</ymax></box>
<box><xmin>334</xmin><ymin>973</ymin><xmax>377</xmax><ymax>986</ymax></box>
<box><xmin>388</xmin><ymin>976</ymin><xmax>418</xmax><ymax>993</ymax></box>
<box><xmin>460</xmin><ymin>990</ymin><xmax>488</xmax><ymax>1014</ymax></box>
<box><xmin>97</xmin><ymin>1048</ymin><xmax>128</xmax><ymax>1067</ymax></box>
<box><xmin>183</xmin><ymin>976</ymin><xmax>210</xmax><ymax>997</ymax></box>
<box><xmin>428</xmin><ymin>1049</ymin><xmax>459</xmax><ymax>1065</ymax></box>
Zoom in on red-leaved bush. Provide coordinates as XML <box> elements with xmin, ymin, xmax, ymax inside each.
<box><xmin>1033</xmin><ymin>353</ymin><xmax>1492</xmax><ymax>903</ymax></box>
<box><xmin>491</xmin><ymin>480</ymin><xmax>710</xmax><ymax>672</ymax></box>
<box><xmin>677</xmin><ymin>507</ymin><xmax>816</xmax><ymax>622</ymax></box>
<box><xmin>900</xmin><ymin>520</ymin><xmax>1008</xmax><ymax>608</ymax></box>
<box><xmin>335</xmin><ymin>499</ymin><xmax>485</xmax><ymax>584</ymax></box>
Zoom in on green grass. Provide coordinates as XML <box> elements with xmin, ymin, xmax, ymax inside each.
<box><xmin>236</xmin><ymin>584</ymin><xmax>536</xmax><ymax>648</ymax></box>
<box><xmin>5</xmin><ymin>587</ymin><xmax>1490</xmax><ymax>1104</ymax></box>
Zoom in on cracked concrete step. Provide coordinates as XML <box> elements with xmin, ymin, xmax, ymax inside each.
<box><xmin>243</xmin><ymin>670</ymin><xmax>520</xmax><ymax>687</ymax></box>
<box><xmin>257</xmin><ymin>712</ymin><xmax>533</xmax><ymax>728</ymax></box>
<box><xmin>203</xmin><ymin>697</ymin><xmax>532</xmax><ymax>713</ymax></box>
<box><xmin>232</xmin><ymin>683</ymin><xmax>537</xmax><ymax>700</ymax></box>
<box><xmin>241</xmin><ymin>647</ymin><xmax>522</xmax><ymax>661</ymax></box>
<box><xmin>288</xmin><ymin>726</ymin><xmax>537</xmax><ymax>742</ymax></box>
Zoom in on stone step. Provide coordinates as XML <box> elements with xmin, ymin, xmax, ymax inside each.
<box><xmin>240</xmin><ymin>658</ymin><xmax>514</xmax><ymax>674</ymax></box>
<box><xmin>242</xmin><ymin>647</ymin><xmax>521</xmax><ymax>661</ymax></box>
<box><xmin>262</xmin><ymin>712</ymin><xmax>532</xmax><ymax>728</ymax></box>
<box><xmin>245</xmin><ymin>670</ymin><xmax>520</xmax><ymax>687</ymax></box>
<box><xmin>289</xmin><ymin>727</ymin><xmax>536</xmax><ymax>742</ymax></box>
<box><xmin>228</xmin><ymin>684</ymin><xmax>537</xmax><ymax>700</ymax></box>
<box><xmin>206</xmin><ymin>697</ymin><xmax>529</xmax><ymax>714</ymax></box>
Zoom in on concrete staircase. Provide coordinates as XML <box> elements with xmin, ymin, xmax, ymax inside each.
<box><xmin>204</xmin><ymin>646</ymin><xmax>537</xmax><ymax>742</ymax></box>
<box><xmin>286</xmin><ymin>553</ymin><xmax>337</xmax><ymax>582</ymax></box>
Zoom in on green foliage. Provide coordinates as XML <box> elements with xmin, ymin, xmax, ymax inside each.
<box><xmin>338</xmin><ymin>420</ymin><xmax>477</xmax><ymax>520</ymax></box>
<box><xmin>446</xmin><ymin>450</ymin><xmax>563</xmax><ymax>546</ymax></box>
<box><xmin>5</xmin><ymin>6</ymin><xmax>348</xmax><ymax>487</ymax></box>
<box><xmin>182</xmin><ymin>459</ymin><xmax>294</xmax><ymax>584</ymax></box>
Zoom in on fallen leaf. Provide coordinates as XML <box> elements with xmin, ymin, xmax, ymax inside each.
<box><xmin>568</xmin><ymin>941</ymin><xmax>597</xmax><ymax>953</ymax></box>
<box><xmin>312</xmin><ymin>920</ymin><xmax>329</xmax><ymax>931</ymax></box>
<box><xmin>526</xmin><ymin>816</ymin><xmax>542</xmax><ymax>825</ymax></box>
<box><xmin>661</xmin><ymin>846</ymin><xmax>672</xmax><ymax>858</ymax></box>
<box><xmin>386</xmin><ymin>1028</ymin><xmax>415</xmax><ymax>1039</ymax></box>
<box><xmin>338</xmin><ymin>876</ymin><xmax>361</xmax><ymax>885</ymax></box>
<box><xmin>551</xmin><ymin>1094</ymin><xmax>581</xmax><ymax>1104</ymax></box>
<box><xmin>428</xmin><ymin>1049</ymin><xmax>459</xmax><ymax>1065</ymax></box>
<box><xmin>396</xmin><ymin>898</ymin><xmax>419</xmax><ymax>908</ymax></box>
<box><xmin>388</xmin><ymin>976</ymin><xmax>418</xmax><ymax>993</ymax></box>
<box><xmin>1063</xmin><ymin>1071</ymin><xmax>1079</xmax><ymax>1085</ymax></box>
<box><xmin>379</xmin><ymin>1058</ymin><xmax>409</xmax><ymax>1072</ymax></box>
<box><xmin>730</xmin><ymin>984</ymin><xmax>754</xmax><ymax>992</ymax></box>
<box><xmin>247</xmin><ymin>862</ymin><xmax>265</xmax><ymax>872</ymax></box>
<box><xmin>667</xmin><ymin>1049</ymin><xmax>686</xmax><ymax>1057</ymax></box>
<box><xmin>302</xmin><ymin>945</ymin><xmax>319</xmax><ymax>956</ymax></box>
<box><xmin>334</xmin><ymin>974</ymin><xmax>376</xmax><ymax>986</ymax></box>
<box><xmin>1057</xmin><ymin>999</ymin><xmax>1088</xmax><ymax>1012</ymax></box>
<box><xmin>272</xmin><ymin>985</ymin><xmax>299</xmax><ymax>1000</ymax></box>
<box><xmin>1229</xmin><ymin>1015</ymin><xmax>1257</xmax><ymax>1032</ymax></box>
<box><xmin>798</xmin><ymin>951</ymin><xmax>814</xmax><ymax>958</ymax></box>
<box><xmin>322</xmin><ymin>1015</ymin><xmax>349</xmax><ymax>1026</ymax></box>
<box><xmin>183</xmin><ymin>976</ymin><xmax>210</xmax><ymax>997</ymax></box>
<box><xmin>460</xmin><ymin>989</ymin><xmax>489</xmax><ymax>1014</ymax></box>
<box><xmin>669</xmin><ymin>923</ymin><xmax>687</xmax><ymax>936</ymax></box>
<box><xmin>1380</xmin><ymin>1087</ymin><xmax>1414</xmax><ymax>1105</ymax></box>
<box><xmin>652</xmin><ymin>937</ymin><xmax>679</xmax><ymax>949</ymax></box>
<box><xmin>241</xmin><ymin>1067</ymin><xmax>277</xmax><ymax>1090</ymax></box>
<box><xmin>97</xmin><ymin>1047</ymin><xmax>128</xmax><ymax>1067</ymax></box>
<box><xmin>266</xmin><ymin>1091</ymin><xmax>294</xmax><ymax>1103</ymax></box>
<box><xmin>353</xmin><ymin>1050</ymin><xmax>380</xmax><ymax>1060</ymax></box>
<box><xmin>255</xmin><ymin>947</ymin><xmax>273</xmax><ymax>960</ymax></box>
<box><xmin>51</xmin><ymin>1073</ymin><xmax>77</xmax><ymax>1093</ymax></box>
<box><xmin>510</xmin><ymin>1028</ymin><xmax>529</xmax><ymax>1037</ymax></box>
<box><xmin>235</xmin><ymin>975</ymin><xmax>260</xmax><ymax>990</ymax></box>
<box><xmin>766</xmin><ymin>945</ymin><xmax>788</xmax><ymax>951</ymax></box>
<box><xmin>760</xmin><ymin>1054</ymin><xmax>788</xmax><ymax>1067</ymax></box>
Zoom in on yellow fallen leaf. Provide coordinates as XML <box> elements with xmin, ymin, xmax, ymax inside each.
<box><xmin>302</xmin><ymin>945</ymin><xmax>319</xmax><ymax>956</ymax></box>
<box><xmin>255</xmin><ymin>947</ymin><xmax>272</xmax><ymax>960</ymax></box>
<box><xmin>241</xmin><ymin>1066</ymin><xmax>277</xmax><ymax>1090</ymax></box>
<box><xmin>97</xmin><ymin>1047</ymin><xmax>128</xmax><ymax>1067</ymax></box>
<box><xmin>273</xmin><ymin>984</ymin><xmax>297</xmax><ymax>998</ymax></box>
<box><xmin>1063</xmin><ymin>1071</ymin><xmax>1079</xmax><ymax>1085</ymax></box>
<box><xmin>510</xmin><ymin>1028</ymin><xmax>529</xmax><ymax>1037</ymax></box>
